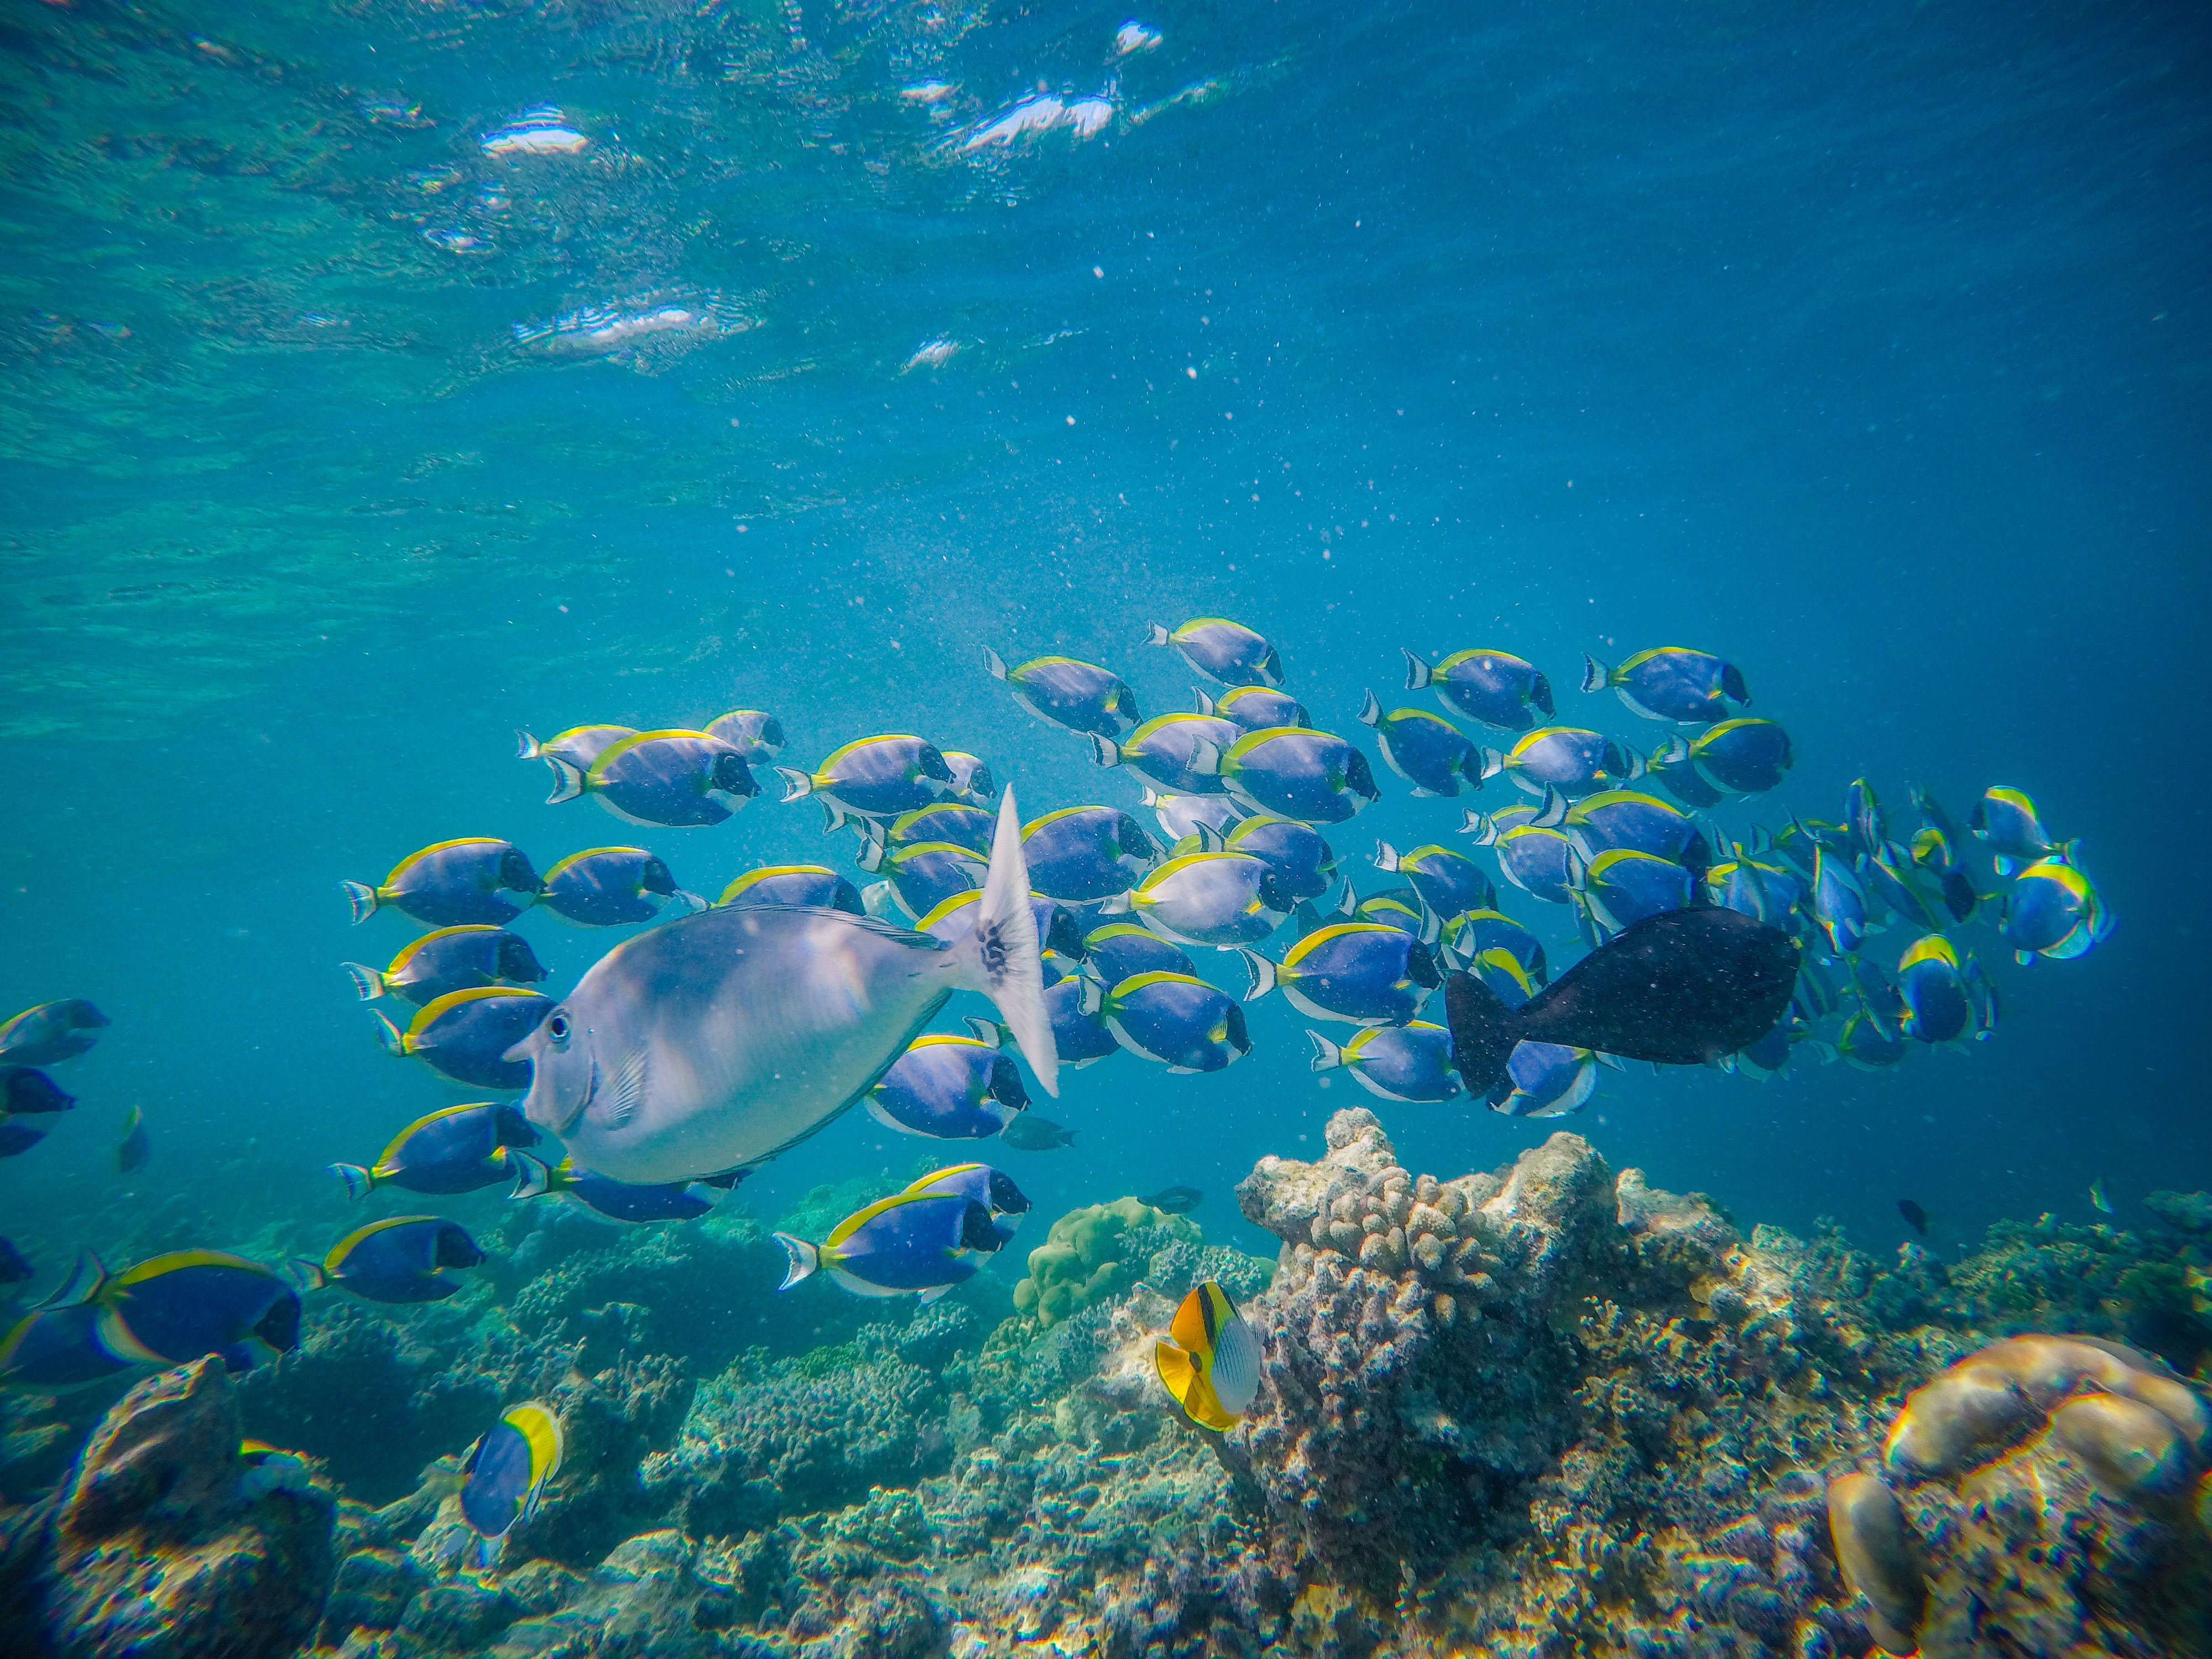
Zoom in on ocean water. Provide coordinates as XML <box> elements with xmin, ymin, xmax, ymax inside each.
<box><xmin>1</xmin><ymin>0</ymin><xmax>2206</xmax><ymax>1394</ymax></box>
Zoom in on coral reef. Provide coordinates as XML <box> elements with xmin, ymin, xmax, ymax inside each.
<box><xmin>0</xmin><ymin>1358</ymin><xmax>336</xmax><ymax>1659</ymax></box>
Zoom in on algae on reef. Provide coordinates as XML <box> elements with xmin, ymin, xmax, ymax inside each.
<box><xmin>3</xmin><ymin>1109</ymin><xmax>2209</xmax><ymax>1658</ymax></box>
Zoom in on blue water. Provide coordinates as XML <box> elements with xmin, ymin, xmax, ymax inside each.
<box><xmin>2</xmin><ymin>0</ymin><xmax>2207</xmax><ymax>1278</ymax></box>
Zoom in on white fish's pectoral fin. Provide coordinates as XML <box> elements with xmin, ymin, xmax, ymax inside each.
<box><xmin>953</xmin><ymin>786</ymin><xmax>1060</xmax><ymax>1098</ymax></box>
<box><xmin>601</xmin><ymin>1047</ymin><xmax>650</xmax><ymax>1130</ymax></box>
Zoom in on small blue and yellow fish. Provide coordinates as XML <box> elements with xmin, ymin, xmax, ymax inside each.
<box><xmin>900</xmin><ymin>1161</ymin><xmax>1032</xmax><ymax>1244</ymax></box>
<box><xmin>344</xmin><ymin>839</ymin><xmax>541</xmax><ymax>927</ymax></box>
<box><xmin>1154</xmin><ymin>1280</ymin><xmax>1262</xmax><ymax>1430</ymax></box>
<box><xmin>1725</xmin><ymin>1010</ymin><xmax>1830</xmax><ymax>1081</ymax></box>
<box><xmin>1203</xmin><ymin>728</ymin><xmax>1379</xmax><ymax>824</ymax></box>
<box><xmin>115</xmin><ymin>1105</ymin><xmax>150</xmax><ymax>1173</ymax></box>
<box><xmin>775</xmin><ymin>1190</ymin><xmax>1003</xmax><ymax>1300</ymax></box>
<box><xmin>1022</xmin><ymin>807</ymin><xmax>1160</xmax><ymax>902</ymax></box>
<box><xmin>1567</xmin><ymin>848</ymin><xmax>1696</xmax><ymax>941</ymax></box>
<box><xmin>3</xmin><ymin>1066</ymin><xmax>73</xmax><ymax>1117</ymax></box>
<box><xmin>1344</xmin><ymin>884</ymin><xmax>1436</xmax><ymax>940</ymax></box>
<box><xmin>1460</xmin><ymin>804</ymin><xmax>1575</xmax><ymax>905</ymax></box>
<box><xmin>943</xmin><ymin>752</ymin><xmax>997</xmax><ymax>804</ymax></box>
<box><xmin>1894</xmin><ymin>935</ymin><xmax>1984</xmax><ymax>1045</ymax></box>
<box><xmin>1675</xmin><ymin>718</ymin><xmax>1793</xmax><ymax>796</ymax></box>
<box><xmin>1194</xmin><ymin>685</ymin><xmax>1307</xmax><ymax>731</ymax></box>
<box><xmin>985</xmin><ymin>650</ymin><xmax>1144</xmax><ymax>737</ymax></box>
<box><xmin>1970</xmin><ymin>786</ymin><xmax>2076</xmax><ymax>875</ymax></box>
<box><xmin>1223</xmin><ymin>815</ymin><xmax>1338</xmax><ymax>905</ymax></box>
<box><xmin>1856</xmin><ymin>839</ymin><xmax>1945</xmax><ymax>932</ymax></box>
<box><xmin>867</xmin><ymin>1033</ymin><xmax>1031</xmax><ymax>1139</ymax></box>
<box><xmin>2090</xmin><ymin>1180</ymin><xmax>2114</xmax><ymax>1215</ymax></box>
<box><xmin>857</xmin><ymin>839</ymin><xmax>988</xmax><ymax>921</ymax></box>
<box><xmin>1488</xmin><ymin>1041</ymin><xmax>1604</xmax><ymax>1118</ymax></box>
<box><xmin>516</xmin><ymin>723</ymin><xmax>636</xmax><ymax>780</ymax></box>
<box><xmin>1114</xmin><ymin>852</ymin><xmax>1288</xmax><ymax>948</ymax></box>
<box><xmin>296</xmin><ymin>1217</ymin><xmax>485</xmax><ymax>1305</ymax></box>
<box><xmin>2001</xmin><ymin>855</ymin><xmax>2113</xmax><ymax>964</ymax></box>
<box><xmin>329</xmin><ymin>1101</ymin><xmax>540</xmax><ymax>1199</ymax></box>
<box><xmin>1147</xmin><ymin>617</ymin><xmax>1283</xmax><ymax>687</ymax></box>
<box><xmin>1837</xmin><ymin>1007</ymin><xmax>1909</xmax><ymax>1071</ymax></box>
<box><xmin>1643</xmin><ymin>737</ymin><xmax>1725</xmax><ymax>809</ymax></box>
<box><xmin>460</xmin><ymin>1401</ymin><xmax>564</xmax><ymax>1568</ymax></box>
<box><xmin>1563</xmin><ymin>790</ymin><xmax>1711</xmax><ymax>874</ymax></box>
<box><xmin>973</xmin><ymin>971</ymin><xmax>1123</xmax><ymax>1071</ymax></box>
<box><xmin>1373</xmin><ymin>843</ymin><xmax>1495</xmax><ymax>921</ymax></box>
<box><xmin>0</xmin><ymin>1262</ymin><xmax>135</xmax><ymax>1390</ymax></box>
<box><xmin>1142</xmin><ymin>788</ymin><xmax>1245</xmax><ymax>844</ymax></box>
<box><xmin>1579</xmin><ymin>648</ymin><xmax>1750</xmax><ymax>724</ymax></box>
<box><xmin>1485</xmin><ymin>727</ymin><xmax>1640</xmax><ymax>800</ymax></box>
<box><xmin>1842</xmin><ymin>778</ymin><xmax>1885</xmax><ymax>862</ymax></box>
<box><xmin>550</xmin><ymin>729</ymin><xmax>758</xmax><ymax>827</ymax></box>
<box><xmin>1240</xmin><ymin>922</ymin><xmax>1439</xmax><ymax>1027</ymax></box>
<box><xmin>1402</xmin><ymin>647</ymin><xmax>1553</xmax><ymax>733</ymax></box>
<box><xmin>1083</xmin><ymin>973</ymin><xmax>1253</xmax><ymax>1072</ymax></box>
<box><xmin>343</xmin><ymin>926</ymin><xmax>546</xmax><ymax>1006</ymax></box>
<box><xmin>1090</xmin><ymin>712</ymin><xmax>1240</xmax><ymax>795</ymax></box>
<box><xmin>1440</xmin><ymin>909</ymin><xmax>1548</xmax><ymax>988</ymax></box>
<box><xmin>1306</xmin><ymin>1020</ymin><xmax>1461</xmax><ymax>1102</ymax></box>
<box><xmin>0</xmin><ymin>1000</ymin><xmax>109</xmax><ymax>1067</ymax></box>
<box><xmin>508</xmin><ymin>1154</ymin><xmax>739</xmax><ymax>1224</ymax></box>
<box><xmin>877</xmin><ymin>801</ymin><xmax>997</xmax><ymax>854</ymax></box>
<box><xmin>1082</xmin><ymin>922</ymin><xmax>1197</xmax><ymax>986</ymax></box>
<box><xmin>375</xmin><ymin>987</ymin><xmax>550</xmax><ymax>1091</ymax></box>
<box><xmin>776</xmin><ymin>734</ymin><xmax>954</xmax><ymax>829</ymax></box>
<box><xmin>1358</xmin><ymin>693</ymin><xmax>1481</xmax><ymax>797</ymax></box>
<box><xmin>84</xmin><ymin>1249</ymin><xmax>301</xmax><ymax>1372</ymax></box>
<box><xmin>1703</xmin><ymin>849</ymin><xmax>1807</xmax><ymax>928</ymax></box>
<box><xmin>1809</xmin><ymin>846</ymin><xmax>1870</xmax><ymax>959</ymax></box>
<box><xmin>704</xmin><ymin>708</ymin><xmax>786</xmax><ymax>759</ymax></box>
<box><xmin>717</xmin><ymin>864</ymin><xmax>865</xmax><ymax>913</ymax></box>
<box><xmin>538</xmin><ymin>848</ymin><xmax>701</xmax><ymax>927</ymax></box>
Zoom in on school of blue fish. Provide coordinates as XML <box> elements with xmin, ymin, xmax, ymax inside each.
<box><xmin>0</xmin><ymin>622</ymin><xmax>2114</xmax><ymax>1520</ymax></box>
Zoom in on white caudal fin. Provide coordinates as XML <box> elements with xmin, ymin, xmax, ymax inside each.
<box><xmin>1459</xmin><ymin>810</ymin><xmax>1496</xmax><ymax>844</ymax></box>
<box><xmin>1306</xmin><ymin>1031</ymin><xmax>1343</xmax><ymax>1071</ymax></box>
<box><xmin>1357</xmin><ymin>689</ymin><xmax>1381</xmax><ymax>728</ymax></box>
<box><xmin>340</xmin><ymin>963</ymin><xmax>385</xmax><ymax>1000</ymax></box>
<box><xmin>1401</xmin><ymin>648</ymin><xmax>1433</xmax><ymax>690</ymax></box>
<box><xmin>1145</xmin><ymin>621</ymin><xmax>1172</xmax><ymax>646</ymax></box>
<box><xmin>1373</xmin><ymin>840</ymin><xmax>1403</xmax><ymax>873</ymax></box>
<box><xmin>1084</xmin><ymin>733</ymin><xmax>1122</xmax><ymax>768</ymax></box>
<box><xmin>982</xmin><ymin>646</ymin><xmax>1010</xmax><ymax>681</ymax></box>
<box><xmin>1193</xmin><ymin>688</ymin><xmax>1217</xmax><ymax>716</ymax></box>
<box><xmin>542</xmin><ymin>757</ymin><xmax>586</xmax><ymax>805</ymax></box>
<box><xmin>1237</xmin><ymin>950</ymin><xmax>1277</xmax><ymax>1001</ymax></box>
<box><xmin>505</xmin><ymin>1150</ymin><xmax>555</xmax><ymax>1199</ymax></box>
<box><xmin>341</xmin><ymin>880</ymin><xmax>379</xmax><ymax>925</ymax></box>
<box><xmin>773</xmin><ymin>1232</ymin><xmax>821</xmax><ymax>1289</ymax></box>
<box><xmin>515</xmin><ymin>730</ymin><xmax>542</xmax><ymax>760</ymax></box>
<box><xmin>772</xmin><ymin>765</ymin><xmax>815</xmax><ymax>802</ymax></box>
<box><xmin>1532</xmin><ymin>786</ymin><xmax>1569</xmax><ymax>829</ymax></box>
<box><xmin>40</xmin><ymin>1248</ymin><xmax>109</xmax><ymax>1311</ymax></box>
<box><xmin>952</xmin><ymin>787</ymin><xmax>1059</xmax><ymax>1097</ymax></box>
<box><xmin>1579</xmin><ymin>654</ymin><xmax>1610</xmax><ymax>695</ymax></box>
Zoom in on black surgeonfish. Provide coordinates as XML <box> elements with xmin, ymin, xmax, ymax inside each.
<box><xmin>1443</xmin><ymin>906</ymin><xmax>1796</xmax><ymax>1094</ymax></box>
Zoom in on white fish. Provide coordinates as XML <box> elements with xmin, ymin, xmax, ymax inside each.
<box><xmin>505</xmin><ymin>791</ymin><xmax>1058</xmax><ymax>1185</ymax></box>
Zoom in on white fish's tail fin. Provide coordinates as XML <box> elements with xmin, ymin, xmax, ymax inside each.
<box><xmin>1191</xmin><ymin>823</ymin><xmax>1224</xmax><ymax>853</ymax></box>
<box><xmin>861</xmin><ymin>880</ymin><xmax>898</xmax><ymax>919</ymax></box>
<box><xmin>1190</xmin><ymin>739</ymin><xmax>1224</xmax><ymax>776</ymax></box>
<box><xmin>1579</xmin><ymin>654</ymin><xmax>1609</xmax><ymax>695</ymax></box>
<box><xmin>669</xmin><ymin>890</ymin><xmax>708</xmax><ymax>915</ymax></box>
<box><xmin>963</xmin><ymin>1015</ymin><xmax>1010</xmax><ymax>1048</ymax></box>
<box><xmin>542</xmin><ymin>757</ymin><xmax>586</xmax><ymax>805</ymax></box>
<box><xmin>1139</xmin><ymin>785</ymin><xmax>1166</xmax><ymax>807</ymax></box>
<box><xmin>1193</xmin><ymin>688</ymin><xmax>1217</xmax><ymax>716</ymax></box>
<box><xmin>1145</xmin><ymin>621</ymin><xmax>1172</xmax><ymax>647</ymax></box>
<box><xmin>1077</xmin><ymin>975</ymin><xmax>1105</xmax><ymax>1016</ymax></box>
<box><xmin>515</xmin><ymin>730</ymin><xmax>542</xmax><ymax>760</ymax></box>
<box><xmin>773</xmin><ymin>766</ymin><xmax>816</xmax><ymax>802</ymax></box>
<box><xmin>1098</xmin><ymin>890</ymin><xmax>1133</xmax><ymax>915</ymax></box>
<box><xmin>327</xmin><ymin>1162</ymin><xmax>377</xmax><ymax>1200</ymax></box>
<box><xmin>1237</xmin><ymin>950</ymin><xmax>1277</xmax><ymax>1001</ymax></box>
<box><xmin>774</xmin><ymin>1232</ymin><xmax>821</xmax><ymax>1289</ymax></box>
<box><xmin>1992</xmin><ymin>854</ymin><xmax>2021</xmax><ymax>878</ymax></box>
<box><xmin>1621</xmin><ymin>746</ymin><xmax>1648</xmax><ymax>781</ymax></box>
<box><xmin>982</xmin><ymin>646</ymin><xmax>1010</xmax><ymax>681</ymax></box>
<box><xmin>1476</xmin><ymin>747</ymin><xmax>1505</xmax><ymax>781</ymax></box>
<box><xmin>952</xmin><ymin>787</ymin><xmax>1060</xmax><ymax>1097</ymax></box>
<box><xmin>1332</xmin><ymin>881</ymin><xmax>1358</xmax><ymax>917</ymax></box>
<box><xmin>341</xmin><ymin>962</ymin><xmax>385</xmax><ymax>1000</ymax></box>
<box><xmin>505</xmin><ymin>1150</ymin><xmax>555</xmax><ymax>1199</ymax></box>
<box><xmin>1459</xmin><ymin>810</ymin><xmax>1496</xmax><ymax>844</ymax></box>
<box><xmin>372</xmin><ymin>1014</ymin><xmax>407</xmax><ymax>1057</ymax></box>
<box><xmin>1084</xmin><ymin>734</ymin><xmax>1123</xmax><ymax>769</ymax></box>
<box><xmin>1373</xmin><ymin>840</ymin><xmax>1403</xmax><ymax>873</ymax></box>
<box><xmin>917</xmin><ymin>1283</ymin><xmax>954</xmax><ymax>1305</ymax></box>
<box><xmin>1306</xmin><ymin>1031</ymin><xmax>1343</xmax><ymax>1071</ymax></box>
<box><xmin>1357</xmin><ymin>689</ymin><xmax>1381</xmax><ymax>728</ymax></box>
<box><xmin>1532</xmin><ymin>786</ymin><xmax>1569</xmax><ymax>829</ymax></box>
<box><xmin>341</xmin><ymin>881</ymin><xmax>380</xmax><ymax>925</ymax></box>
<box><xmin>1402</xmin><ymin>649</ymin><xmax>1433</xmax><ymax>691</ymax></box>
<box><xmin>856</xmin><ymin>836</ymin><xmax>890</xmax><ymax>874</ymax></box>
<box><xmin>821</xmin><ymin>801</ymin><xmax>849</xmax><ymax>834</ymax></box>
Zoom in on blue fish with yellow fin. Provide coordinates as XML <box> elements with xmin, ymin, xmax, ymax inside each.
<box><xmin>984</xmin><ymin>651</ymin><xmax>1142</xmax><ymax>737</ymax></box>
<box><xmin>867</xmin><ymin>1033</ymin><xmax>1030</xmax><ymax>1139</ymax></box>
<box><xmin>1460</xmin><ymin>802</ymin><xmax>1574</xmax><ymax>904</ymax></box>
<box><xmin>1580</xmin><ymin>646</ymin><xmax>1750</xmax><ymax>724</ymax></box>
<box><xmin>328</xmin><ymin>1101</ymin><xmax>539</xmax><ymax>1199</ymax></box>
<box><xmin>775</xmin><ymin>1190</ymin><xmax>1003</xmax><ymax>1300</ymax></box>
<box><xmin>1358</xmin><ymin>693</ymin><xmax>1481</xmax><ymax>797</ymax></box>
<box><xmin>1240</xmin><ymin>922</ymin><xmax>1439</xmax><ymax>1026</ymax></box>
<box><xmin>1402</xmin><ymin>647</ymin><xmax>1553</xmax><ymax>733</ymax></box>
<box><xmin>1201</xmin><ymin>728</ymin><xmax>1379</xmax><ymax>823</ymax></box>
<box><xmin>1147</xmin><ymin>618</ymin><xmax>1283</xmax><ymax>687</ymax></box>
<box><xmin>1194</xmin><ymin>685</ymin><xmax>1307</xmax><ymax>731</ymax></box>
<box><xmin>2001</xmin><ymin>855</ymin><xmax>2113</xmax><ymax>964</ymax></box>
<box><xmin>343</xmin><ymin>839</ymin><xmax>541</xmax><ymax>927</ymax></box>
<box><xmin>717</xmin><ymin>864</ymin><xmax>865</xmax><ymax>913</ymax></box>
<box><xmin>295</xmin><ymin>1217</ymin><xmax>485</xmax><ymax>1304</ymax></box>
<box><xmin>704</xmin><ymin>708</ymin><xmax>785</xmax><ymax>759</ymax></box>
<box><xmin>1089</xmin><ymin>712</ymin><xmax>1239</xmax><ymax>795</ymax></box>
<box><xmin>900</xmin><ymin>1162</ymin><xmax>1032</xmax><ymax>1244</ymax></box>
<box><xmin>343</xmin><ymin>925</ymin><xmax>546</xmax><ymax>1006</ymax></box>
<box><xmin>0</xmin><ymin>1000</ymin><xmax>109</xmax><ymax>1067</ymax></box>
<box><xmin>775</xmin><ymin>734</ymin><xmax>954</xmax><ymax>829</ymax></box>
<box><xmin>549</xmin><ymin>729</ymin><xmax>757</xmax><ymax>827</ymax></box>
<box><xmin>1970</xmin><ymin>785</ymin><xmax>2074</xmax><ymax>875</ymax></box>
<box><xmin>375</xmin><ymin>987</ymin><xmax>550</xmax><ymax>1091</ymax></box>
<box><xmin>1306</xmin><ymin>1021</ymin><xmax>1460</xmax><ymax>1102</ymax></box>
<box><xmin>509</xmin><ymin>1154</ymin><xmax>739</xmax><ymax>1224</ymax></box>
<box><xmin>1083</xmin><ymin>973</ymin><xmax>1251</xmax><ymax>1072</ymax></box>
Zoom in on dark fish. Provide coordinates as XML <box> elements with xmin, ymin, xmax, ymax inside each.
<box><xmin>1897</xmin><ymin>1199</ymin><xmax>1929</xmax><ymax>1236</ymax></box>
<box><xmin>1443</xmin><ymin>906</ymin><xmax>1797</xmax><ymax>1094</ymax></box>
<box><xmin>0</xmin><ymin>1000</ymin><xmax>109</xmax><ymax>1067</ymax></box>
<box><xmin>115</xmin><ymin>1106</ymin><xmax>150</xmax><ymax>1173</ymax></box>
<box><xmin>2</xmin><ymin>1067</ymin><xmax>75</xmax><ymax>1115</ymax></box>
<box><xmin>1140</xmin><ymin>1186</ymin><xmax>1203</xmax><ymax>1214</ymax></box>
<box><xmin>998</xmin><ymin>1114</ymin><xmax>1076</xmax><ymax>1151</ymax></box>
<box><xmin>0</xmin><ymin>1238</ymin><xmax>30</xmax><ymax>1288</ymax></box>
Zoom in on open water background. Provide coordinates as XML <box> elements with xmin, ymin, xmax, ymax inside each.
<box><xmin>2</xmin><ymin>0</ymin><xmax>2207</xmax><ymax>1271</ymax></box>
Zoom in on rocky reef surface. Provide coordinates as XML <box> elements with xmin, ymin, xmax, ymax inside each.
<box><xmin>2</xmin><ymin>1110</ymin><xmax>2207</xmax><ymax>1658</ymax></box>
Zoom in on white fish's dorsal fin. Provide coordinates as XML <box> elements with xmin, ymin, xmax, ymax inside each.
<box><xmin>1401</xmin><ymin>648</ymin><xmax>1432</xmax><ymax>691</ymax></box>
<box><xmin>1373</xmin><ymin>840</ymin><xmax>1402</xmax><ymax>872</ymax></box>
<box><xmin>602</xmin><ymin>1047</ymin><xmax>650</xmax><ymax>1129</ymax></box>
<box><xmin>954</xmin><ymin>787</ymin><xmax>1059</xmax><ymax>1098</ymax></box>
<box><xmin>1357</xmin><ymin>689</ymin><xmax>1381</xmax><ymax>728</ymax></box>
<box><xmin>1306</xmin><ymin>1030</ymin><xmax>1343</xmax><ymax>1071</ymax></box>
<box><xmin>1193</xmin><ymin>688</ymin><xmax>1217</xmax><ymax>716</ymax></box>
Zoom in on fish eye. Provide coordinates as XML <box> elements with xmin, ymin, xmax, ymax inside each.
<box><xmin>547</xmin><ymin>1013</ymin><xmax>571</xmax><ymax>1046</ymax></box>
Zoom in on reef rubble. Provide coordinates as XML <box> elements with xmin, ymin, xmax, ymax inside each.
<box><xmin>1</xmin><ymin>1109</ymin><xmax>2206</xmax><ymax>1658</ymax></box>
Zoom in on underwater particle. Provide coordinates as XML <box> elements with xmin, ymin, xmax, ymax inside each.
<box><xmin>1579</xmin><ymin>646</ymin><xmax>1751</xmax><ymax>724</ymax></box>
<box><xmin>1443</xmin><ymin>906</ymin><xmax>1797</xmax><ymax>1095</ymax></box>
<box><xmin>460</xmin><ymin>1401</ymin><xmax>564</xmax><ymax>1569</ymax></box>
<box><xmin>774</xmin><ymin>733</ymin><xmax>957</xmax><ymax>831</ymax></box>
<box><xmin>114</xmin><ymin>1105</ymin><xmax>150</xmax><ymax>1173</ymax></box>
<box><xmin>505</xmin><ymin>791</ymin><xmax>1056</xmax><ymax>1186</ymax></box>
<box><xmin>1146</xmin><ymin>617</ymin><xmax>1283</xmax><ymax>687</ymax></box>
<box><xmin>774</xmin><ymin>1190</ymin><xmax>1003</xmax><ymax>1301</ymax></box>
<box><xmin>1824</xmin><ymin>1473</ymin><xmax>1924</xmax><ymax>1656</ymax></box>
<box><xmin>549</xmin><ymin>729</ymin><xmax>758</xmax><ymax>828</ymax></box>
<box><xmin>0</xmin><ymin>999</ymin><xmax>109</xmax><ymax>1066</ymax></box>
<box><xmin>1154</xmin><ymin>1280</ymin><xmax>1261</xmax><ymax>1430</ymax></box>
<box><xmin>342</xmin><ymin>838</ymin><xmax>542</xmax><ymax>928</ymax></box>
<box><xmin>341</xmin><ymin>924</ymin><xmax>547</xmax><ymax>1006</ymax></box>
<box><xmin>1402</xmin><ymin>646</ymin><xmax>1553</xmax><ymax>733</ymax></box>
<box><xmin>902</xmin><ymin>337</ymin><xmax>961</xmax><ymax>372</ymax></box>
